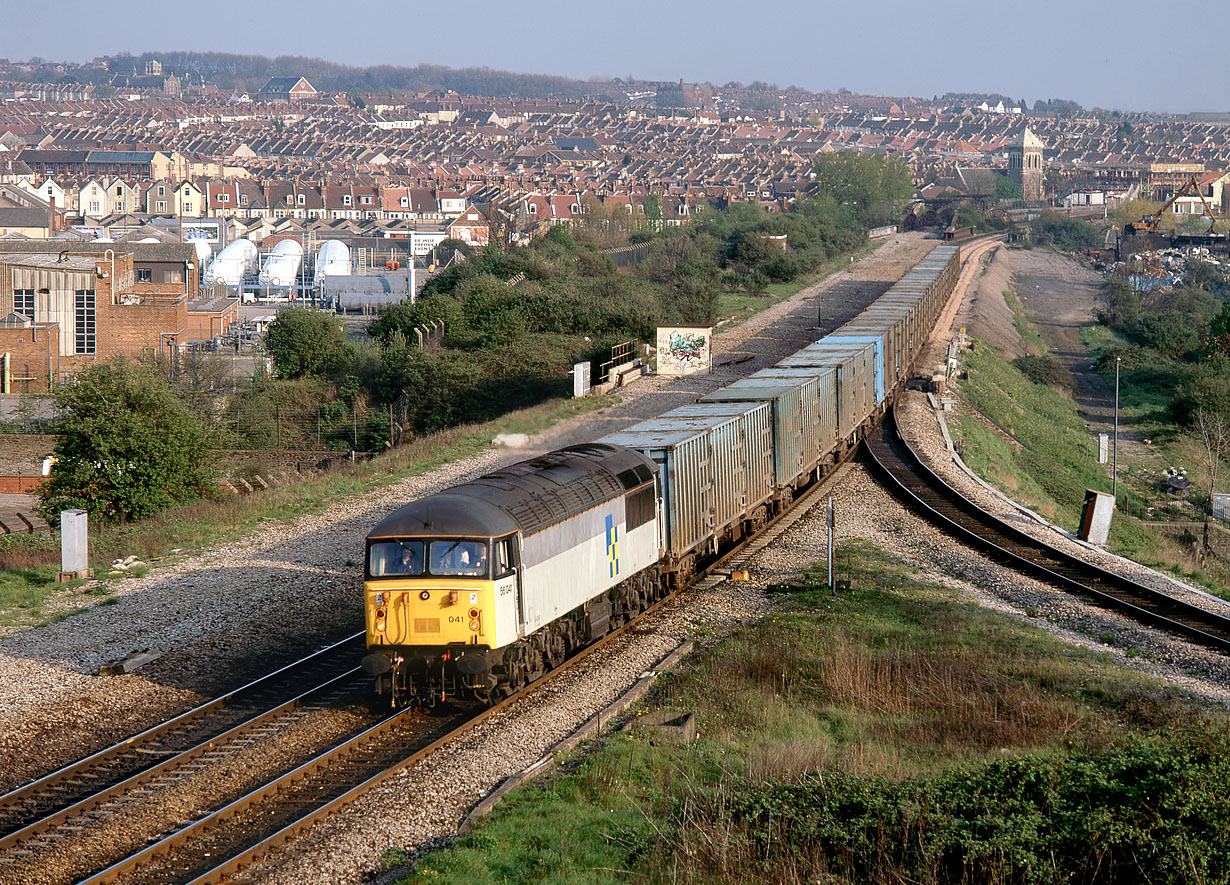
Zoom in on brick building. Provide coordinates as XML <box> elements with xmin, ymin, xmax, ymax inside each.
<box><xmin>0</xmin><ymin>242</ymin><xmax>207</xmax><ymax>392</ymax></box>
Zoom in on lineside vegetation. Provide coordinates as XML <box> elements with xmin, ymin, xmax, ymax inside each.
<box><xmin>396</xmin><ymin>543</ymin><xmax>1230</xmax><ymax>884</ymax></box>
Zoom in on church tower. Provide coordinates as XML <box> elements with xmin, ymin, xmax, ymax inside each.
<box><xmin>1008</xmin><ymin>127</ymin><xmax>1045</xmax><ymax>202</ymax></box>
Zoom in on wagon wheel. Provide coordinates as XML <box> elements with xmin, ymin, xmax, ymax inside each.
<box><xmin>623</xmin><ymin>585</ymin><xmax>642</xmax><ymax>620</ymax></box>
<box><xmin>749</xmin><ymin>505</ymin><xmax>769</xmax><ymax>534</ymax></box>
<box><xmin>673</xmin><ymin>554</ymin><xmax>696</xmax><ymax>589</ymax></box>
<box><xmin>544</xmin><ymin>629</ymin><xmax>566</xmax><ymax>669</ymax></box>
<box><xmin>777</xmin><ymin>488</ymin><xmax>794</xmax><ymax>515</ymax></box>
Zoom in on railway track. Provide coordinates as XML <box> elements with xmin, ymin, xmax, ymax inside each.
<box><xmin>0</xmin><ymin>634</ymin><xmax>374</xmax><ymax>883</ymax></box>
<box><xmin>0</xmin><ymin>457</ymin><xmax>846</xmax><ymax>885</ymax></box>
<box><xmin>864</xmin><ymin>407</ymin><xmax>1230</xmax><ymax>651</ymax></box>
<box><xmin>0</xmin><ymin>632</ymin><xmax>366</xmax><ymax>841</ymax></box>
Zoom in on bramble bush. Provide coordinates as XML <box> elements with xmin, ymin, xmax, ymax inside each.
<box><xmin>661</xmin><ymin>731</ymin><xmax>1230</xmax><ymax>883</ymax></box>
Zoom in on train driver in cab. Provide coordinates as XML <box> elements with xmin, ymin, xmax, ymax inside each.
<box><xmin>434</xmin><ymin>541</ymin><xmax>487</xmax><ymax>576</ymax></box>
<box><xmin>394</xmin><ymin>542</ymin><xmax>423</xmax><ymax>575</ymax></box>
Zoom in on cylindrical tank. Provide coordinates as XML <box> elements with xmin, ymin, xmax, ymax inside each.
<box><xmin>313</xmin><ymin>240</ymin><xmax>351</xmax><ymax>287</ymax></box>
<box><xmin>259</xmin><ymin>239</ymin><xmax>304</xmax><ymax>287</ymax></box>
<box><xmin>191</xmin><ymin>239</ymin><xmax>212</xmax><ymax>266</ymax></box>
<box><xmin>203</xmin><ymin>239</ymin><xmax>257</xmax><ymax>286</ymax></box>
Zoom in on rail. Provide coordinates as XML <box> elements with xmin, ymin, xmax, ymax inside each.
<box><xmin>863</xmin><ymin>409</ymin><xmax>1230</xmax><ymax>651</ymax></box>
<box><xmin>0</xmin><ymin>632</ymin><xmax>365</xmax><ymax>844</ymax></box>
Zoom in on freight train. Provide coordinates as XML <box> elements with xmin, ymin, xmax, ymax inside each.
<box><xmin>360</xmin><ymin>244</ymin><xmax>961</xmax><ymax>705</ymax></box>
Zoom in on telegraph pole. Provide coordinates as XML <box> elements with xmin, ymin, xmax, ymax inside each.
<box><xmin>1112</xmin><ymin>356</ymin><xmax>1120</xmax><ymax>500</ymax></box>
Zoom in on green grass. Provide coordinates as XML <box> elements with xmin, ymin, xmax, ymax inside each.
<box><xmin>0</xmin><ymin>393</ymin><xmax>616</xmax><ymax>633</ymax></box>
<box><xmin>1080</xmin><ymin>324</ymin><xmax>1183</xmax><ymax>443</ymax></box>
<box><xmin>955</xmin><ymin>340</ymin><xmax>1108</xmax><ymax>528</ymax></box>
<box><xmin>1001</xmin><ymin>286</ymin><xmax>1047</xmax><ymax>354</ymax></box>
<box><xmin>953</xmin><ymin>335</ymin><xmax>1230</xmax><ymax>595</ymax></box>
<box><xmin>399</xmin><ymin>542</ymin><xmax>1230</xmax><ymax>884</ymax></box>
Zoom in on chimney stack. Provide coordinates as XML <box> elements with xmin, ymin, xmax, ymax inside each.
<box><xmin>48</xmin><ymin>195</ymin><xmax>57</xmax><ymax>232</ymax></box>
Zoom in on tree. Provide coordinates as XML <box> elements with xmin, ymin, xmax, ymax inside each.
<box><xmin>1192</xmin><ymin>406</ymin><xmax>1230</xmax><ymax>517</ymax></box>
<box><xmin>1097</xmin><ymin>277</ymin><xmax>1140</xmax><ymax>329</ymax></box>
<box><xmin>811</xmin><ymin>152</ymin><xmax>915</xmax><ymax>227</ymax></box>
<box><xmin>1172</xmin><ymin>357</ymin><xmax>1230</xmax><ymax>425</ymax></box>
<box><xmin>1206</xmin><ymin>302</ymin><xmax>1230</xmax><ymax>358</ymax></box>
<box><xmin>994</xmin><ymin>174</ymin><xmax>1023</xmax><ymax>201</ymax></box>
<box><xmin>264</xmin><ymin>307</ymin><xmax>351</xmax><ymax>379</ymax></box>
<box><xmin>38</xmin><ymin>362</ymin><xmax>215</xmax><ymax>524</ymax></box>
<box><xmin>1133</xmin><ymin>310</ymin><xmax>1200</xmax><ymax>359</ymax></box>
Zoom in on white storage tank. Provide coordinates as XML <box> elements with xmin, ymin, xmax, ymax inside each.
<box><xmin>258</xmin><ymin>239</ymin><xmax>304</xmax><ymax>287</ymax></box>
<box><xmin>203</xmin><ymin>239</ymin><xmax>258</xmax><ymax>287</ymax></box>
<box><xmin>191</xmin><ymin>238</ymin><xmax>212</xmax><ymax>268</ymax></box>
<box><xmin>313</xmin><ymin>240</ymin><xmax>351</xmax><ymax>287</ymax></box>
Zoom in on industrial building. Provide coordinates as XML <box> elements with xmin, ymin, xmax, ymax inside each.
<box><xmin>0</xmin><ymin>241</ymin><xmax>233</xmax><ymax>392</ymax></box>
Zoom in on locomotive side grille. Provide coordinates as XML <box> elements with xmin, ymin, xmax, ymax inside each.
<box><xmin>414</xmin><ymin>618</ymin><xmax>441</xmax><ymax>634</ymax></box>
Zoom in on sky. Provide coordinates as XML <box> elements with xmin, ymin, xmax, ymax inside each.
<box><xmin>4</xmin><ymin>0</ymin><xmax>1228</xmax><ymax>114</ymax></box>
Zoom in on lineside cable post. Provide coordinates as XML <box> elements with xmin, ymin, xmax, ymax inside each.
<box><xmin>826</xmin><ymin>496</ymin><xmax>835</xmax><ymax>594</ymax></box>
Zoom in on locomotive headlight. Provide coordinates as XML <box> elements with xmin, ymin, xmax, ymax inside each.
<box><xmin>419</xmin><ymin>590</ymin><xmax>430</xmax><ymax>601</ymax></box>
<box><xmin>469</xmin><ymin>618</ymin><xmax>480</xmax><ymax>631</ymax></box>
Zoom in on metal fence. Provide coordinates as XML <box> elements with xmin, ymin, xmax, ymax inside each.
<box><xmin>599</xmin><ymin>339</ymin><xmax>641</xmax><ymax>383</ymax></box>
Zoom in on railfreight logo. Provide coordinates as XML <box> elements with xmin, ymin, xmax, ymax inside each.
<box><xmin>605</xmin><ymin>514</ymin><xmax>619</xmax><ymax>578</ymax></box>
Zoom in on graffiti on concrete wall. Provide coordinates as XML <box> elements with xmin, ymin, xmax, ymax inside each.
<box><xmin>656</xmin><ymin>325</ymin><xmax>712</xmax><ymax>376</ymax></box>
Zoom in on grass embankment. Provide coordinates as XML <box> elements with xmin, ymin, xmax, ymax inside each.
<box><xmin>951</xmin><ymin>335</ymin><xmax>1230</xmax><ymax>593</ymax></box>
<box><xmin>0</xmin><ymin>394</ymin><xmax>613</xmax><ymax>633</ymax></box>
<box><xmin>1081</xmin><ymin>323</ymin><xmax>1209</xmax><ymax>510</ymax></box>
<box><xmin>396</xmin><ymin>543</ymin><xmax>1230</xmax><ymax>884</ymax></box>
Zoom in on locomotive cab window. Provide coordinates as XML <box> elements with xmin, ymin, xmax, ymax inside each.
<box><xmin>368</xmin><ymin>540</ymin><xmax>425</xmax><ymax>577</ymax></box>
<box><xmin>494</xmin><ymin>537</ymin><xmax>515</xmax><ymax>578</ymax></box>
<box><xmin>430</xmin><ymin>540</ymin><xmax>489</xmax><ymax>577</ymax></box>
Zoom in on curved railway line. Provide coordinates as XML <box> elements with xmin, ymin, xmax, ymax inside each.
<box><xmin>864</xmin><ymin>408</ymin><xmax>1230</xmax><ymax>652</ymax></box>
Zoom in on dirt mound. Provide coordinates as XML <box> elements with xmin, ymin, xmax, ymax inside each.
<box><xmin>952</xmin><ymin>244</ymin><xmax>1025</xmax><ymax>357</ymax></box>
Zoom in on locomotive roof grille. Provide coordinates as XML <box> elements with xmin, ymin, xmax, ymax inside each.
<box><xmin>368</xmin><ymin>443</ymin><xmax>656</xmax><ymax>540</ymax></box>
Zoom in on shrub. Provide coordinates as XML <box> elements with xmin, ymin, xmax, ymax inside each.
<box><xmin>1012</xmin><ymin>354</ymin><xmax>1071</xmax><ymax>388</ymax></box>
<box><xmin>659</xmin><ymin>732</ymin><xmax>1230</xmax><ymax>883</ymax></box>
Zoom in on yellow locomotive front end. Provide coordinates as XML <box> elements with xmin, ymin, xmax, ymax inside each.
<box><xmin>362</xmin><ymin>534</ymin><xmax>518</xmax><ymax>705</ymax></box>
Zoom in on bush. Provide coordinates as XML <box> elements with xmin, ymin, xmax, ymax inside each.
<box><xmin>39</xmin><ymin>361</ymin><xmax>216</xmax><ymax>523</ymax></box>
<box><xmin>1029</xmin><ymin>212</ymin><xmax>1099</xmax><ymax>253</ymax></box>
<box><xmin>1132</xmin><ymin>310</ymin><xmax>1201</xmax><ymax>359</ymax></box>
<box><xmin>264</xmin><ymin>307</ymin><xmax>351</xmax><ymax>379</ymax></box>
<box><xmin>1012</xmin><ymin>354</ymin><xmax>1071</xmax><ymax>388</ymax></box>
<box><xmin>661</xmin><ymin>732</ymin><xmax>1230</xmax><ymax>883</ymax></box>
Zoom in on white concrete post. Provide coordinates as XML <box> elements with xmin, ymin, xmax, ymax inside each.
<box><xmin>60</xmin><ymin>509</ymin><xmax>88</xmax><ymax>577</ymax></box>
